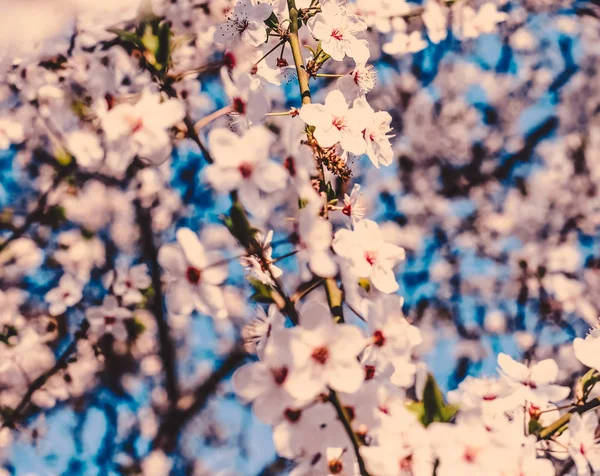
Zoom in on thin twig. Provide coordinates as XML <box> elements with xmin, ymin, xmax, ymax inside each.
<box><xmin>2</xmin><ymin>320</ymin><xmax>90</xmax><ymax>428</ymax></box>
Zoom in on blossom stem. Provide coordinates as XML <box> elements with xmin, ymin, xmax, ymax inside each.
<box><xmin>255</xmin><ymin>38</ymin><xmax>288</xmax><ymax>66</ymax></box>
<box><xmin>291</xmin><ymin>277</ymin><xmax>325</xmax><ymax>303</ymax></box>
<box><xmin>265</xmin><ymin>111</ymin><xmax>294</xmax><ymax>116</ymax></box>
<box><xmin>168</xmin><ymin>59</ymin><xmax>227</xmax><ymax>81</ymax></box>
<box><xmin>194</xmin><ymin>105</ymin><xmax>232</xmax><ymax>131</ymax></box>
<box><xmin>287</xmin><ymin>0</ymin><xmax>311</xmax><ymax>105</ymax></box>
<box><xmin>539</xmin><ymin>398</ymin><xmax>600</xmax><ymax>439</ymax></box>
<box><xmin>314</xmin><ymin>73</ymin><xmax>344</xmax><ymax>78</ymax></box>
<box><xmin>272</xmin><ymin>249</ymin><xmax>299</xmax><ymax>263</ymax></box>
<box><xmin>329</xmin><ymin>389</ymin><xmax>370</xmax><ymax>476</ymax></box>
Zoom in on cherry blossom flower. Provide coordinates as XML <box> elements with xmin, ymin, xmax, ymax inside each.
<box><xmin>336</xmin><ymin>63</ymin><xmax>377</xmax><ymax>101</ymax></box>
<box><xmin>65</xmin><ymin>130</ymin><xmax>104</xmax><ymax>170</ymax></box>
<box><xmin>0</xmin><ymin>118</ymin><xmax>24</xmax><ymax>150</ymax></box>
<box><xmin>242</xmin><ymin>304</ymin><xmax>286</xmax><ymax>356</ymax></box>
<box><xmin>364</xmin><ymin>296</ymin><xmax>422</xmax><ymax>387</ymax></box>
<box><xmin>297</xmin><ymin>208</ymin><xmax>338</xmax><ymax>279</ymax></box>
<box><xmin>233</xmin><ymin>352</ymin><xmax>307</xmax><ymax>425</ymax></box>
<box><xmin>205</xmin><ymin>127</ymin><xmax>287</xmax><ymax>217</ymax></box>
<box><xmin>383</xmin><ymin>18</ymin><xmax>427</xmax><ymax>56</ymax></box>
<box><xmin>101</xmin><ymin>88</ymin><xmax>185</xmax><ymax>165</ymax></box>
<box><xmin>284</xmin><ymin>302</ymin><xmax>366</xmax><ymax>400</ymax></box>
<box><xmin>86</xmin><ymin>295</ymin><xmax>132</xmax><ymax>341</ymax></box>
<box><xmin>333</xmin><ymin>219</ymin><xmax>406</xmax><ymax>294</ymax></box>
<box><xmin>497</xmin><ymin>353</ymin><xmax>570</xmax><ymax>406</ymax></box>
<box><xmin>158</xmin><ymin>228</ymin><xmax>228</xmax><ymax>319</ymax></box>
<box><xmin>340</xmin><ymin>183</ymin><xmax>366</xmax><ymax>224</ymax></box>
<box><xmin>308</xmin><ymin>1</ymin><xmax>370</xmax><ymax>63</ymax></box>
<box><xmin>106</xmin><ymin>263</ymin><xmax>151</xmax><ymax>306</ymax></box>
<box><xmin>0</xmin><ymin>238</ymin><xmax>43</xmax><ymax>281</ymax></box>
<box><xmin>299</xmin><ymin>89</ymin><xmax>367</xmax><ymax>155</ymax></box>
<box><xmin>44</xmin><ymin>274</ymin><xmax>83</xmax><ymax>316</ymax></box>
<box><xmin>350</xmin><ymin>97</ymin><xmax>394</xmax><ymax>167</ymax></box>
<box><xmin>214</xmin><ymin>0</ymin><xmax>273</xmax><ymax>47</ymax></box>
<box><xmin>566</xmin><ymin>412</ymin><xmax>600</xmax><ymax>475</ymax></box>
<box><xmin>240</xmin><ymin>230</ymin><xmax>283</xmax><ymax>285</ymax></box>
<box><xmin>573</xmin><ymin>328</ymin><xmax>600</xmax><ymax>371</ymax></box>
<box><xmin>423</xmin><ymin>0</ymin><xmax>448</xmax><ymax>44</ymax></box>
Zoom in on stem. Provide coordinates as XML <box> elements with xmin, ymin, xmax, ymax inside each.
<box><xmin>329</xmin><ymin>389</ymin><xmax>369</xmax><ymax>476</ymax></box>
<box><xmin>540</xmin><ymin>398</ymin><xmax>600</xmax><ymax>439</ymax></box>
<box><xmin>285</xmin><ymin>3</ymin><xmax>368</xmax><ymax>473</ymax></box>
<box><xmin>287</xmin><ymin>0</ymin><xmax>311</xmax><ymax>105</ymax></box>
<box><xmin>2</xmin><ymin>321</ymin><xmax>90</xmax><ymax>428</ymax></box>
<box><xmin>194</xmin><ymin>105</ymin><xmax>232</xmax><ymax>131</ymax></box>
<box><xmin>255</xmin><ymin>39</ymin><xmax>288</xmax><ymax>66</ymax></box>
<box><xmin>315</xmin><ymin>73</ymin><xmax>344</xmax><ymax>78</ymax></box>
<box><xmin>266</xmin><ymin>111</ymin><xmax>294</xmax><ymax>117</ymax></box>
<box><xmin>0</xmin><ymin>163</ymin><xmax>72</xmax><ymax>253</ymax></box>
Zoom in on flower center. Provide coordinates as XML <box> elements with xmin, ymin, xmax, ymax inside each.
<box><xmin>365</xmin><ymin>251</ymin><xmax>377</xmax><ymax>265</ymax></box>
<box><xmin>284</xmin><ymin>408</ymin><xmax>302</xmax><ymax>423</ymax></box>
<box><xmin>234</xmin><ymin>17</ymin><xmax>249</xmax><ymax>34</ymax></box>
<box><xmin>365</xmin><ymin>365</ymin><xmax>376</xmax><ymax>380</ymax></box>
<box><xmin>328</xmin><ymin>459</ymin><xmax>343</xmax><ymax>474</ymax></box>
<box><xmin>104</xmin><ymin>316</ymin><xmax>116</xmax><ymax>325</ymax></box>
<box><xmin>239</xmin><ymin>162</ymin><xmax>253</xmax><ymax>179</ymax></box>
<box><xmin>330</xmin><ymin>28</ymin><xmax>344</xmax><ymax>40</ymax></box>
<box><xmin>311</xmin><ymin>346</ymin><xmax>329</xmax><ymax>365</ymax></box>
<box><xmin>284</xmin><ymin>156</ymin><xmax>296</xmax><ymax>177</ymax></box>
<box><xmin>399</xmin><ymin>454</ymin><xmax>413</xmax><ymax>471</ymax></box>
<box><xmin>463</xmin><ymin>447</ymin><xmax>478</xmax><ymax>463</ymax></box>
<box><xmin>128</xmin><ymin>116</ymin><xmax>144</xmax><ymax>133</ymax></box>
<box><xmin>332</xmin><ymin>117</ymin><xmax>345</xmax><ymax>130</ymax></box>
<box><xmin>272</xmin><ymin>367</ymin><xmax>288</xmax><ymax>386</ymax></box>
<box><xmin>373</xmin><ymin>330</ymin><xmax>386</xmax><ymax>347</ymax></box>
<box><xmin>232</xmin><ymin>97</ymin><xmax>246</xmax><ymax>115</ymax></box>
<box><xmin>186</xmin><ymin>266</ymin><xmax>201</xmax><ymax>284</ymax></box>
<box><xmin>342</xmin><ymin>204</ymin><xmax>352</xmax><ymax>216</ymax></box>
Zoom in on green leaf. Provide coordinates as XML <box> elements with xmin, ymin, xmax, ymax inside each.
<box><xmin>406</xmin><ymin>401</ymin><xmax>425</xmax><ymax>421</ymax></box>
<box><xmin>528</xmin><ymin>418</ymin><xmax>543</xmax><ymax>436</ymax></box>
<box><xmin>223</xmin><ymin>201</ymin><xmax>255</xmax><ymax>249</ymax></box>
<box><xmin>420</xmin><ymin>373</ymin><xmax>458</xmax><ymax>426</ymax></box>
<box><xmin>577</xmin><ymin>368</ymin><xmax>600</xmax><ymax>402</ymax></box>
<box><xmin>141</xmin><ymin>23</ymin><xmax>159</xmax><ymax>55</ymax></box>
<box><xmin>264</xmin><ymin>12</ymin><xmax>279</xmax><ymax>30</ymax></box>
<box><xmin>155</xmin><ymin>22</ymin><xmax>172</xmax><ymax>69</ymax></box>
<box><xmin>106</xmin><ymin>28</ymin><xmax>145</xmax><ymax>49</ymax></box>
<box><xmin>249</xmin><ymin>279</ymin><xmax>275</xmax><ymax>304</ymax></box>
<box><xmin>325</xmin><ymin>181</ymin><xmax>336</xmax><ymax>202</ymax></box>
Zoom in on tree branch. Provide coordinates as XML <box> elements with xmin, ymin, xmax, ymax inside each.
<box><xmin>2</xmin><ymin>320</ymin><xmax>90</xmax><ymax>428</ymax></box>
<box><xmin>135</xmin><ymin>201</ymin><xmax>179</xmax><ymax>405</ymax></box>
<box><xmin>151</xmin><ymin>347</ymin><xmax>247</xmax><ymax>451</ymax></box>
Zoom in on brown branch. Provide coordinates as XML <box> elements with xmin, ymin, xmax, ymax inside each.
<box><xmin>151</xmin><ymin>347</ymin><xmax>247</xmax><ymax>451</ymax></box>
<box><xmin>135</xmin><ymin>201</ymin><xmax>179</xmax><ymax>405</ymax></box>
<box><xmin>0</xmin><ymin>163</ymin><xmax>72</xmax><ymax>253</ymax></box>
<box><xmin>2</xmin><ymin>320</ymin><xmax>90</xmax><ymax>428</ymax></box>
